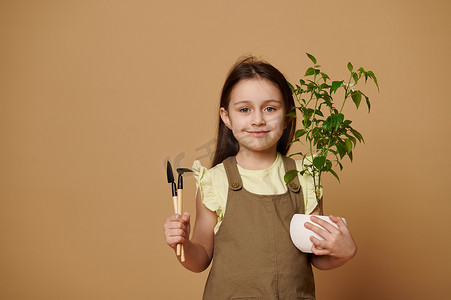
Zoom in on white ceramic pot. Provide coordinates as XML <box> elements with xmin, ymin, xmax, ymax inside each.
<box><xmin>290</xmin><ymin>214</ymin><xmax>347</xmax><ymax>253</ymax></box>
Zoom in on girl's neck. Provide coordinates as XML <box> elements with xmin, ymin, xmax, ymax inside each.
<box><xmin>235</xmin><ymin>148</ymin><xmax>278</xmax><ymax>170</ymax></box>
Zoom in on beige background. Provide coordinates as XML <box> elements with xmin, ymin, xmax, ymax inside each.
<box><xmin>1</xmin><ymin>0</ymin><xmax>450</xmax><ymax>299</ymax></box>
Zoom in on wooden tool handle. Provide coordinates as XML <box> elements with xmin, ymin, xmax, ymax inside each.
<box><xmin>172</xmin><ymin>196</ymin><xmax>178</xmax><ymax>215</ymax></box>
<box><xmin>177</xmin><ymin>243</ymin><xmax>182</xmax><ymax>257</ymax></box>
<box><xmin>177</xmin><ymin>189</ymin><xmax>182</xmax><ymax>213</ymax></box>
<box><xmin>172</xmin><ymin>195</ymin><xmax>182</xmax><ymax>257</ymax></box>
<box><xmin>177</xmin><ymin>189</ymin><xmax>185</xmax><ymax>262</ymax></box>
<box><xmin>181</xmin><ymin>244</ymin><xmax>185</xmax><ymax>262</ymax></box>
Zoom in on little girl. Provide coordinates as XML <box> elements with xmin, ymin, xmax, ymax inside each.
<box><xmin>163</xmin><ymin>56</ymin><xmax>357</xmax><ymax>299</ymax></box>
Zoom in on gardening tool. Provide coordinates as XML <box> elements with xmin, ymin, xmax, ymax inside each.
<box><xmin>175</xmin><ymin>167</ymin><xmax>193</xmax><ymax>262</ymax></box>
<box><xmin>166</xmin><ymin>161</ymin><xmax>184</xmax><ymax>261</ymax></box>
<box><xmin>166</xmin><ymin>162</ymin><xmax>192</xmax><ymax>262</ymax></box>
<box><xmin>166</xmin><ymin>161</ymin><xmax>178</xmax><ymax>217</ymax></box>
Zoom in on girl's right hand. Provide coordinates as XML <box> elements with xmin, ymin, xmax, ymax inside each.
<box><xmin>163</xmin><ymin>212</ymin><xmax>191</xmax><ymax>250</ymax></box>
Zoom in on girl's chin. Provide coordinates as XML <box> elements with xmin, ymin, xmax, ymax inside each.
<box><xmin>239</xmin><ymin>143</ymin><xmax>278</xmax><ymax>153</ymax></box>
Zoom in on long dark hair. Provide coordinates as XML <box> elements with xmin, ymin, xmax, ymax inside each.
<box><xmin>211</xmin><ymin>56</ymin><xmax>296</xmax><ymax>167</ymax></box>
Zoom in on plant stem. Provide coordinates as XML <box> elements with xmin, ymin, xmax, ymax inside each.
<box><xmin>307</xmin><ymin>73</ymin><xmax>324</xmax><ymax>215</ymax></box>
<box><xmin>339</xmin><ymin>73</ymin><xmax>354</xmax><ymax>114</ymax></box>
<box><xmin>317</xmin><ymin>171</ymin><xmax>322</xmax><ymax>215</ymax></box>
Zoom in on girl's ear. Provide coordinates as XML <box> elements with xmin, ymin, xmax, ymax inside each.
<box><xmin>220</xmin><ymin>107</ymin><xmax>232</xmax><ymax>129</ymax></box>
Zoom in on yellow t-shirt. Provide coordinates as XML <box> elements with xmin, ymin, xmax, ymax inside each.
<box><xmin>192</xmin><ymin>153</ymin><xmax>321</xmax><ymax>234</ymax></box>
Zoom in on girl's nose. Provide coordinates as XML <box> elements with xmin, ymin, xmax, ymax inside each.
<box><xmin>251</xmin><ymin>111</ymin><xmax>266</xmax><ymax>126</ymax></box>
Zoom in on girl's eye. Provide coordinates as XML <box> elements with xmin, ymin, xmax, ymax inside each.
<box><xmin>240</xmin><ymin>108</ymin><xmax>250</xmax><ymax>113</ymax></box>
<box><xmin>265</xmin><ymin>107</ymin><xmax>276</xmax><ymax>112</ymax></box>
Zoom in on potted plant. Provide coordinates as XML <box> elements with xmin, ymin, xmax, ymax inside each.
<box><xmin>284</xmin><ymin>53</ymin><xmax>379</xmax><ymax>252</ymax></box>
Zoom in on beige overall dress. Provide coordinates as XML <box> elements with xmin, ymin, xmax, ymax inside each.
<box><xmin>203</xmin><ymin>155</ymin><xmax>315</xmax><ymax>300</ymax></box>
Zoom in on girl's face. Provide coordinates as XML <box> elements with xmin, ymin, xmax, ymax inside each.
<box><xmin>220</xmin><ymin>78</ymin><xmax>286</xmax><ymax>155</ymax></box>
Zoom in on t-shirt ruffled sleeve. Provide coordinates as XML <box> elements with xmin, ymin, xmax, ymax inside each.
<box><xmin>295</xmin><ymin>158</ymin><xmax>323</xmax><ymax>214</ymax></box>
<box><xmin>192</xmin><ymin>160</ymin><xmax>220</xmax><ymax>213</ymax></box>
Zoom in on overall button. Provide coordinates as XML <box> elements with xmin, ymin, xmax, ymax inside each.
<box><xmin>290</xmin><ymin>183</ymin><xmax>298</xmax><ymax>189</ymax></box>
<box><xmin>232</xmin><ymin>182</ymin><xmax>240</xmax><ymax>188</ymax></box>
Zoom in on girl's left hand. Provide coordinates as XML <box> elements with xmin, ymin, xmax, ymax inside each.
<box><xmin>305</xmin><ymin>215</ymin><xmax>357</xmax><ymax>261</ymax></box>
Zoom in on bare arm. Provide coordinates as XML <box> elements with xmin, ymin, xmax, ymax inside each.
<box><xmin>163</xmin><ymin>188</ymin><xmax>217</xmax><ymax>272</ymax></box>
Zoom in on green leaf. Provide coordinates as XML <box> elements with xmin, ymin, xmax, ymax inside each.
<box><xmin>352</xmin><ymin>72</ymin><xmax>359</xmax><ymax>83</ymax></box>
<box><xmin>319</xmin><ymin>83</ymin><xmax>329</xmax><ymax>90</ymax></box>
<box><xmin>295</xmin><ymin>85</ymin><xmax>303</xmax><ymax>95</ymax></box>
<box><xmin>320</xmin><ymin>72</ymin><xmax>330</xmax><ymax>81</ymax></box>
<box><xmin>314</xmin><ymin>109</ymin><xmax>324</xmax><ymax>117</ymax></box>
<box><xmin>302</xmin><ymin>119</ymin><xmax>312</xmax><ymax>127</ymax></box>
<box><xmin>325</xmin><ymin>159</ymin><xmax>332</xmax><ymax>170</ymax></box>
<box><xmin>306</xmin><ymin>82</ymin><xmax>316</xmax><ymax>91</ymax></box>
<box><xmin>288</xmin><ymin>139</ymin><xmax>300</xmax><ymax>145</ymax></box>
<box><xmin>329</xmin><ymin>113</ymin><xmax>344</xmax><ymax>130</ymax></box>
<box><xmin>313</xmin><ymin>156</ymin><xmax>326</xmax><ymax>171</ymax></box>
<box><xmin>328</xmin><ymin>149</ymin><xmax>338</xmax><ymax>155</ymax></box>
<box><xmin>336</xmin><ymin>142</ymin><xmax>346</xmax><ymax>159</ymax></box>
<box><xmin>306</xmin><ymin>53</ymin><xmax>317</xmax><ymax>64</ymax></box>
<box><xmin>347</xmin><ymin>62</ymin><xmax>353</xmax><ymax>72</ymax></box>
<box><xmin>351</xmin><ymin>91</ymin><xmax>362</xmax><ymax>108</ymax></box>
<box><xmin>322</xmin><ymin>120</ymin><xmax>331</xmax><ymax>131</ymax></box>
<box><xmin>365</xmin><ymin>95</ymin><xmax>371</xmax><ymax>113</ymax></box>
<box><xmin>287</xmin><ymin>81</ymin><xmax>295</xmax><ymax>93</ymax></box>
<box><xmin>328</xmin><ymin>168</ymin><xmax>341</xmax><ymax>183</ymax></box>
<box><xmin>331</xmin><ymin>81</ymin><xmax>343</xmax><ymax>93</ymax></box>
<box><xmin>288</xmin><ymin>152</ymin><xmax>303</xmax><ymax>158</ymax></box>
<box><xmin>284</xmin><ymin>169</ymin><xmax>299</xmax><ymax>183</ymax></box>
<box><xmin>345</xmin><ymin>139</ymin><xmax>353</xmax><ymax>153</ymax></box>
<box><xmin>346</xmin><ymin>134</ymin><xmax>357</xmax><ymax>147</ymax></box>
<box><xmin>305</xmin><ymin>67</ymin><xmax>315</xmax><ymax>76</ymax></box>
<box><xmin>348</xmin><ymin>151</ymin><xmax>353</xmax><ymax>162</ymax></box>
<box><xmin>286</xmin><ymin>112</ymin><xmax>297</xmax><ymax>117</ymax></box>
<box><xmin>295</xmin><ymin>129</ymin><xmax>306</xmax><ymax>139</ymax></box>
<box><xmin>303</xmin><ymin>108</ymin><xmax>314</xmax><ymax>120</ymax></box>
<box><xmin>350</xmin><ymin>129</ymin><xmax>364</xmax><ymax>143</ymax></box>
<box><xmin>367</xmin><ymin>71</ymin><xmax>379</xmax><ymax>91</ymax></box>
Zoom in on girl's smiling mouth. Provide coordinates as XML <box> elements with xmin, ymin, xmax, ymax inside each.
<box><xmin>247</xmin><ymin>130</ymin><xmax>270</xmax><ymax>137</ymax></box>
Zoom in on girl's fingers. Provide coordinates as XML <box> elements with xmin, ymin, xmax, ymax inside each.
<box><xmin>328</xmin><ymin>215</ymin><xmax>347</xmax><ymax>230</ymax></box>
<box><xmin>304</xmin><ymin>221</ymin><xmax>330</xmax><ymax>239</ymax></box>
<box><xmin>182</xmin><ymin>212</ymin><xmax>190</xmax><ymax>222</ymax></box>
<box><xmin>164</xmin><ymin>222</ymin><xmax>187</xmax><ymax>236</ymax></box>
<box><xmin>165</xmin><ymin>220</ymin><xmax>189</xmax><ymax>237</ymax></box>
<box><xmin>311</xmin><ymin>245</ymin><xmax>331</xmax><ymax>256</ymax></box>
<box><xmin>166</xmin><ymin>235</ymin><xmax>187</xmax><ymax>247</ymax></box>
<box><xmin>311</xmin><ymin>241</ymin><xmax>331</xmax><ymax>255</ymax></box>
<box><xmin>167</xmin><ymin>221</ymin><xmax>187</xmax><ymax>231</ymax></box>
<box><xmin>165</xmin><ymin>214</ymin><xmax>190</xmax><ymax>230</ymax></box>
<box><xmin>310</xmin><ymin>236</ymin><xmax>331</xmax><ymax>256</ymax></box>
<box><xmin>163</xmin><ymin>213</ymin><xmax>191</xmax><ymax>248</ymax></box>
<box><xmin>166</xmin><ymin>213</ymin><xmax>180</xmax><ymax>221</ymax></box>
<box><xmin>310</xmin><ymin>236</ymin><xmax>324</xmax><ymax>246</ymax></box>
<box><xmin>312</xmin><ymin>245</ymin><xmax>330</xmax><ymax>255</ymax></box>
<box><xmin>167</xmin><ymin>228</ymin><xmax>186</xmax><ymax>237</ymax></box>
<box><xmin>309</xmin><ymin>216</ymin><xmax>338</xmax><ymax>233</ymax></box>
<box><xmin>165</xmin><ymin>227</ymin><xmax>189</xmax><ymax>245</ymax></box>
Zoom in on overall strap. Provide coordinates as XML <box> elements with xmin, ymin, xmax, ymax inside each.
<box><xmin>281</xmin><ymin>155</ymin><xmax>305</xmax><ymax>214</ymax></box>
<box><xmin>222</xmin><ymin>156</ymin><xmax>243</xmax><ymax>191</ymax></box>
